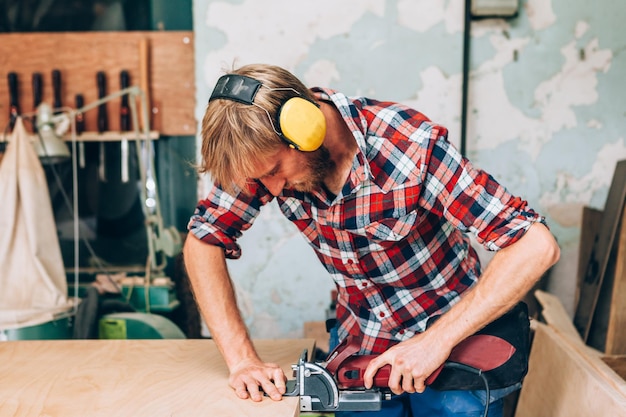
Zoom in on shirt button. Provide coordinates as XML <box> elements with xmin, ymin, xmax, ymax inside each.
<box><xmin>379</xmin><ymin>312</ymin><xmax>385</xmax><ymax>318</ymax></box>
<box><xmin>399</xmin><ymin>329</ymin><xmax>405</xmax><ymax>335</ymax></box>
<box><xmin>361</xmin><ymin>282</ymin><xmax>368</xmax><ymax>287</ymax></box>
<box><xmin>346</xmin><ymin>259</ymin><xmax>354</xmax><ymax>265</ymax></box>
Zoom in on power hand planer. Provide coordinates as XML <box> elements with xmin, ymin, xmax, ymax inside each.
<box><xmin>283</xmin><ymin>333</ymin><xmax>517</xmax><ymax>412</ymax></box>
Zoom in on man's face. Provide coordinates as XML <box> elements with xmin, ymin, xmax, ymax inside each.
<box><xmin>248</xmin><ymin>145</ymin><xmax>334</xmax><ymax>196</ymax></box>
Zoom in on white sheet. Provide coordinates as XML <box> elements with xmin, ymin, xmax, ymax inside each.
<box><xmin>0</xmin><ymin>118</ymin><xmax>73</xmax><ymax>329</ymax></box>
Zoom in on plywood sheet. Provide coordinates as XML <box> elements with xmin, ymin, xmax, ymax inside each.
<box><xmin>303</xmin><ymin>320</ymin><xmax>329</xmax><ymax>354</ymax></box>
<box><xmin>574</xmin><ymin>160</ymin><xmax>626</xmax><ymax>340</ymax></box>
<box><xmin>586</xmin><ymin>194</ymin><xmax>626</xmax><ymax>354</ymax></box>
<box><xmin>534</xmin><ymin>290</ymin><xmax>581</xmax><ymax>344</ymax></box>
<box><xmin>516</xmin><ymin>323</ymin><xmax>626</xmax><ymax>417</ymax></box>
<box><xmin>576</xmin><ymin>206</ymin><xmax>603</xmax><ymax>301</ymax></box>
<box><xmin>0</xmin><ymin>338</ymin><xmax>314</xmax><ymax>417</ymax></box>
<box><xmin>0</xmin><ymin>31</ymin><xmax>196</xmax><ymax>136</ymax></box>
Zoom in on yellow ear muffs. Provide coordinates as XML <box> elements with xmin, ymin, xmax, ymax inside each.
<box><xmin>278</xmin><ymin>97</ymin><xmax>326</xmax><ymax>152</ymax></box>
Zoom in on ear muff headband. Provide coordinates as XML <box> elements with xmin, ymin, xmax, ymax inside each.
<box><xmin>209</xmin><ymin>74</ymin><xmax>326</xmax><ymax>152</ymax></box>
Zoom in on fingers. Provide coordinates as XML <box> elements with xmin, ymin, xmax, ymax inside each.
<box><xmin>387</xmin><ymin>370</ymin><xmax>426</xmax><ymax>395</ymax></box>
<box><xmin>260</xmin><ymin>367</ymin><xmax>287</xmax><ymax>401</ymax></box>
<box><xmin>229</xmin><ymin>362</ymin><xmax>286</xmax><ymax>402</ymax></box>
<box><xmin>363</xmin><ymin>356</ymin><xmax>384</xmax><ymax>389</ymax></box>
<box><xmin>365</xmin><ymin>352</ymin><xmax>428</xmax><ymax>395</ymax></box>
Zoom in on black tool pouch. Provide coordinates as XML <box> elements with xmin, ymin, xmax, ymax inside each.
<box><xmin>429</xmin><ymin>301</ymin><xmax>531</xmax><ymax>391</ymax></box>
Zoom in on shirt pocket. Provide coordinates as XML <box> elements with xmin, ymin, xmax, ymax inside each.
<box><xmin>348</xmin><ymin>181</ymin><xmax>423</xmax><ymax>242</ymax></box>
<box><xmin>361</xmin><ymin>211</ymin><xmax>419</xmax><ymax>242</ymax></box>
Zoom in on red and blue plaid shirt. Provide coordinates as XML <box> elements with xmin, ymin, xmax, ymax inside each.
<box><xmin>188</xmin><ymin>88</ymin><xmax>544</xmax><ymax>354</ymax></box>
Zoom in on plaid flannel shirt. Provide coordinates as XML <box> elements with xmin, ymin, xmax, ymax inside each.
<box><xmin>188</xmin><ymin>87</ymin><xmax>544</xmax><ymax>354</ymax></box>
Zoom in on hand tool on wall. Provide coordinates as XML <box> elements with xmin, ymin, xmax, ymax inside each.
<box><xmin>32</xmin><ymin>72</ymin><xmax>43</xmax><ymax>133</ymax></box>
<box><xmin>119</xmin><ymin>70</ymin><xmax>131</xmax><ymax>183</ymax></box>
<box><xmin>97</xmin><ymin>71</ymin><xmax>108</xmax><ymax>181</ymax></box>
<box><xmin>75</xmin><ymin>94</ymin><xmax>86</xmax><ymax>168</ymax></box>
<box><xmin>8</xmin><ymin>72</ymin><xmax>20</xmax><ymax>130</ymax></box>
<box><xmin>75</xmin><ymin>94</ymin><xmax>85</xmax><ymax>134</ymax></box>
<box><xmin>52</xmin><ymin>69</ymin><xmax>62</xmax><ymax>113</ymax></box>
<box><xmin>120</xmin><ymin>70</ymin><xmax>131</xmax><ymax>132</ymax></box>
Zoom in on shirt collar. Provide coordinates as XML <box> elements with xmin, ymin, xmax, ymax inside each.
<box><xmin>312</xmin><ymin>87</ymin><xmax>373</xmax><ymax>197</ymax></box>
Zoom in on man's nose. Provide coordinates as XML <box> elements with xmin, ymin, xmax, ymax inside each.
<box><xmin>260</xmin><ymin>177</ymin><xmax>286</xmax><ymax>196</ymax></box>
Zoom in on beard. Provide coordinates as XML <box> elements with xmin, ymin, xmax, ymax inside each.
<box><xmin>290</xmin><ymin>145</ymin><xmax>335</xmax><ymax>193</ymax></box>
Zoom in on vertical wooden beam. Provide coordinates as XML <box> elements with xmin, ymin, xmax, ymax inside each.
<box><xmin>605</xmin><ymin>207</ymin><xmax>626</xmax><ymax>354</ymax></box>
<box><xmin>574</xmin><ymin>160</ymin><xmax>626</xmax><ymax>340</ymax></box>
<box><xmin>576</xmin><ymin>206</ymin><xmax>604</xmax><ymax>303</ymax></box>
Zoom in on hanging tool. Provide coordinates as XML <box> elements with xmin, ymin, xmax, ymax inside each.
<box><xmin>52</xmin><ymin>69</ymin><xmax>62</xmax><ymax>113</ymax></box>
<box><xmin>8</xmin><ymin>72</ymin><xmax>20</xmax><ymax>130</ymax></box>
<box><xmin>32</xmin><ymin>72</ymin><xmax>43</xmax><ymax>133</ymax></box>
<box><xmin>75</xmin><ymin>94</ymin><xmax>86</xmax><ymax>168</ymax></box>
<box><xmin>119</xmin><ymin>70</ymin><xmax>131</xmax><ymax>183</ymax></box>
<box><xmin>97</xmin><ymin>71</ymin><xmax>108</xmax><ymax>181</ymax></box>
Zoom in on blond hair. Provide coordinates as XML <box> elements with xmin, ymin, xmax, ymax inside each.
<box><xmin>199</xmin><ymin>64</ymin><xmax>316</xmax><ymax>193</ymax></box>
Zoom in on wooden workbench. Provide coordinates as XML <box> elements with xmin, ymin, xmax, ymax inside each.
<box><xmin>0</xmin><ymin>338</ymin><xmax>314</xmax><ymax>417</ymax></box>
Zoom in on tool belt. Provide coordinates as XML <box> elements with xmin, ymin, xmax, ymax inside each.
<box><xmin>326</xmin><ymin>302</ymin><xmax>531</xmax><ymax>391</ymax></box>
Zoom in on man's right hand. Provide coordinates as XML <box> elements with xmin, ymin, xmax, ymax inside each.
<box><xmin>228</xmin><ymin>358</ymin><xmax>288</xmax><ymax>402</ymax></box>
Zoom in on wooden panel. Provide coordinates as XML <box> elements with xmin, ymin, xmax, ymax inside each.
<box><xmin>303</xmin><ymin>320</ymin><xmax>329</xmax><ymax>354</ymax></box>
<box><xmin>516</xmin><ymin>323</ymin><xmax>626</xmax><ymax>417</ymax></box>
<box><xmin>587</xmin><ymin>190</ymin><xmax>626</xmax><ymax>353</ymax></box>
<box><xmin>574</xmin><ymin>160</ymin><xmax>626</xmax><ymax>340</ymax></box>
<box><xmin>576</xmin><ymin>206</ymin><xmax>604</xmax><ymax>302</ymax></box>
<box><xmin>0</xmin><ymin>31</ymin><xmax>195</xmax><ymax>136</ymax></box>
<box><xmin>604</xmin><ymin>207</ymin><xmax>626</xmax><ymax>353</ymax></box>
<box><xmin>0</xmin><ymin>338</ymin><xmax>314</xmax><ymax>417</ymax></box>
<box><xmin>535</xmin><ymin>290</ymin><xmax>582</xmax><ymax>344</ymax></box>
<box><xmin>603</xmin><ymin>356</ymin><xmax>626</xmax><ymax>381</ymax></box>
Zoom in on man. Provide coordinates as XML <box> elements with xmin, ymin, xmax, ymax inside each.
<box><xmin>184</xmin><ymin>63</ymin><xmax>560</xmax><ymax>416</ymax></box>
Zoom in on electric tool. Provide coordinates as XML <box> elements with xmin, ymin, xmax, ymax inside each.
<box><xmin>283</xmin><ymin>333</ymin><xmax>516</xmax><ymax>413</ymax></box>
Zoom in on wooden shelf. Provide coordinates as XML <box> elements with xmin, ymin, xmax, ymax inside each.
<box><xmin>61</xmin><ymin>131</ymin><xmax>160</xmax><ymax>142</ymax></box>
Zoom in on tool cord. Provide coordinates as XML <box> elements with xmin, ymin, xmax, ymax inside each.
<box><xmin>442</xmin><ymin>362</ymin><xmax>490</xmax><ymax>417</ymax></box>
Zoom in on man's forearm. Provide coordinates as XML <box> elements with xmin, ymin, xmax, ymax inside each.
<box><xmin>427</xmin><ymin>222</ymin><xmax>560</xmax><ymax>349</ymax></box>
<box><xmin>183</xmin><ymin>234</ymin><xmax>260</xmax><ymax>370</ymax></box>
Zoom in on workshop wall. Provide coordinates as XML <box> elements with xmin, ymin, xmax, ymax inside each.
<box><xmin>192</xmin><ymin>0</ymin><xmax>626</xmax><ymax>338</ymax></box>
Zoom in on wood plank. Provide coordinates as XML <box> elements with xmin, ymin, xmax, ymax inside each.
<box><xmin>574</xmin><ymin>160</ymin><xmax>626</xmax><ymax>341</ymax></box>
<box><xmin>576</xmin><ymin>206</ymin><xmax>603</xmax><ymax>303</ymax></box>
<box><xmin>303</xmin><ymin>320</ymin><xmax>329</xmax><ymax>354</ymax></box>
<box><xmin>535</xmin><ymin>290</ymin><xmax>582</xmax><ymax>344</ymax></box>
<box><xmin>603</xmin><ymin>356</ymin><xmax>626</xmax><ymax>381</ymax></box>
<box><xmin>0</xmin><ymin>338</ymin><xmax>314</xmax><ymax>417</ymax></box>
<box><xmin>606</xmin><ymin>206</ymin><xmax>626</xmax><ymax>353</ymax></box>
<box><xmin>0</xmin><ymin>31</ymin><xmax>196</xmax><ymax>136</ymax></box>
<box><xmin>516</xmin><ymin>323</ymin><xmax>626</xmax><ymax>417</ymax></box>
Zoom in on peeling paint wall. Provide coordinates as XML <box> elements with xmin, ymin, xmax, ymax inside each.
<box><xmin>192</xmin><ymin>0</ymin><xmax>626</xmax><ymax>338</ymax></box>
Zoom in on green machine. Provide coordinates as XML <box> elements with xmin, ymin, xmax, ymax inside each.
<box><xmin>0</xmin><ymin>313</ymin><xmax>74</xmax><ymax>341</ymax></box>
<box><xmin>99</xmin><ymin>312</ymin><xmax>185</xmax><ymax>339</ymax></box>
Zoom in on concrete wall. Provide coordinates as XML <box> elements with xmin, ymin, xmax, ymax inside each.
<box><xmin>192</xmin><ymin>0</ymin><xmax>626</xmax><ymax>338</ymax></box>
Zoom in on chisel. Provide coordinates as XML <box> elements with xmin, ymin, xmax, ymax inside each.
<box><xmin>32</xmin><ymin>72</ymin><xmax>43</xmax><ymax>132</ymax></box>
<box><xmin>52</xmin><ymin>69</ymin><xmax>62</xmax><ymax>113</ymax></box>
<box><xmin>8</xmin><ymin>72</ymin><xmax>20</xmax><ymax>130</ymax></box>
<box><xmin>119</xmin><ymin>70</ymin><xmax>131</xmax><ymax>182</ymax></box>
<box><xmin>97</xmin><ymin>71</ymin><xmax>108</xmax><ymax>181</ymax></box>
<box><xmin>75</xmin><ymin>93</ymin><xmax>86</xmax><ymax>168</ymax></box>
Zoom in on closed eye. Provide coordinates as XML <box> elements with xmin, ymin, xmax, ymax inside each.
<box><xmin>257</xmin><ymin>162</ymin><xmax>281</xmax><ymax>180</ymax></box>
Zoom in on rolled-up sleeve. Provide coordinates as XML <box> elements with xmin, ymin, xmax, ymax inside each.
<box><xmin>419</xmin><ymin>128</ymin><xmax>545</xmax><ymax>251</ymax></box>
<box><xmin>187</xmin><ymin>182</ymin><xmax>270</xmax><ymax>259</ymax></box>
